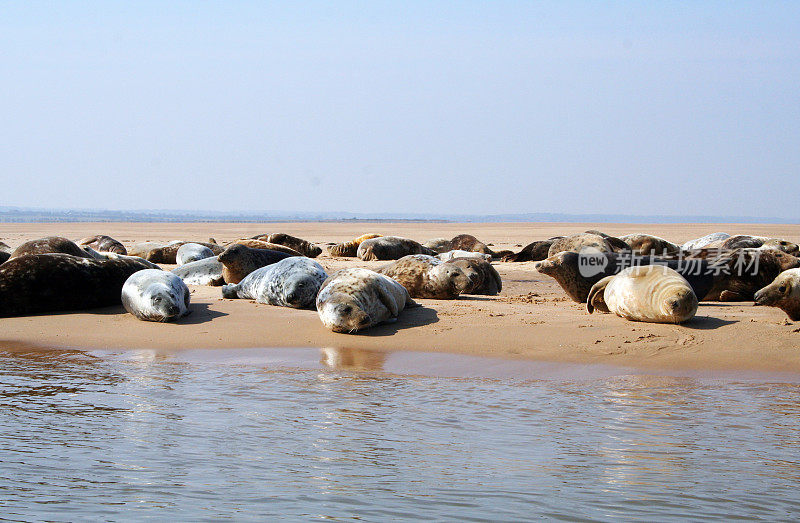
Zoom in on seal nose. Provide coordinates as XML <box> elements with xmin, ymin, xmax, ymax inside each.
<box><xmin>286</xmin><ymin>292</ymin><xmax>298</xmax><ymax>303</ymax></box>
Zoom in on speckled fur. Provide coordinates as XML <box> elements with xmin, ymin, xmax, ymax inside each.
<box><xmin>77</xmin><ymin>235</ymin><xmax>127</xmax><ymax>255</ymax></box>
<box><xmin>221</xmin><ymin>257</ymin><xmax>327</xmax><ymax>308</ymax></box>
<box><xmin>218</xmin><ymin>244</ymin><xmax>295</xmax><ymax>284</ymax></box>
<box><xmin>444</xmin><ymin>258</ymin><xmax>502</xmax><ymax>295</ymax></box>
<box><xmin>122</xmin><ymin>269</ymin><xmax>191</xmax><ymax>322</ymax></box>
<box><xmin>250</xmin><ymin>233</ymin><xmax>322</xmax><ymax>258</ymax></box>
<box><xmin>316</xmin><ymin>268</ymin><xmax>418</xmax><ymax>333</ymax></box>
<box><xmin>328</xmin><ymin>234</ymin><xmax>383</xmax><ymax>257</ymax></box>
<box><xmin>357</xmin><ymin>236</ymin><xmax>425</xmax><ymax>261</ymax></box>
<box><xmin>377</xmin><ymin>254</ymin><xmax>471</xmax><ymax>299</ymax></box>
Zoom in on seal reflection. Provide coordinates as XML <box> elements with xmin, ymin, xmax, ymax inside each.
<box><xmin>319</xmin><ymin>347</ymin><xmax>387</xmax><ymax>372</ymax></box>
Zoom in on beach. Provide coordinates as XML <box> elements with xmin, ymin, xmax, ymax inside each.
<box><xmin>1</xmin><ymin>221</ymin><xmax>799</xmax><ymax>373</ymax></box>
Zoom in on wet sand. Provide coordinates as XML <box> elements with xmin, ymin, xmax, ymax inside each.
<box><xmin>1</xmin><ymin>222</ymin><xmax>799</xmax><ymax>373</ymax></box>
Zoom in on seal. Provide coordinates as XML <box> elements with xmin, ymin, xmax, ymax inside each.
<box><xmin>754</xmin><ymin>268</ymin><xmax>800</xmax><ymax>321</ymax></box>
<box><xmin>250</xmin><ymin>233</ymin><xmax>322</xmax><ymax>258</ymax></box>
<box><xmin>357</xmin><ymin>236</ymin><xmax>426</xmax><ymax>261</ymax></box>
<box><xmin>422</xmin><ymin>238</ymin><xmax>452</xmax><ymax>254</ymax></box>
<box><xmin>76</xmin><ymin>235</ymin><xmax>127</xmax><ymax>255</ymax></box>
<box><xmin>228</xmin><ymin>239</ymin><xmax>303</xmax><ymax>256</ymax></box>
<box><xmin>176</xmin><ymin>243</ymin><xmax>216</xmax><ymax>265</ymax></box>
<box><xmin>587</xmin><ymin>265</ymin><xmax>698</xmax><ymax>324</ymax></box>
<box><xmin>217</xmin><ymin>244</ymin><xmax>295</xmax><ymax>284</ymax></box>
<box><xmin>145</xmin><ymin>241</ymin><xmax>224</xmax><ymax>264</ymax></box>
<box><xmin>619</xmin><ymin>234</ymin><xmax>681</xmax><ymax>256</ymax></box>
<box><xmin>0</xmin><ymin>241</ymin><xmax>11</xmax><ymax>264</ymax></box>
<box><xmin>702</xmin><ymin>249</ymin><xmax>800</xmax><ymax>301</ymax></box>
<box><xmin>547</xmin><ymin>233</ymin><xmax>629</xmax><ymax>258</ymax></box>
<box><xmin>535</xmin><ymin>251</ymin><xmax>717</xmax><ymax>303</ymax></box>
<box><xmin>127</xmin><ymin>241</ymin><xmax>168</xmax><ymax>258</ymax></box>
<box><xmin>437</xmin><ymin>250</ymin><xmax>492</xmax><ymax>262</ymax></box>
<box><xmin>501</xmin><ymin>240</ymin><xmax>554</xmax><ymax>262</ymax></box>
<box><xmin>316</xmin><ymin>268</ymin><xmax>419</xmax><ymax>333</ymax></box>
<box><xmin>444</xmin><ymin>258</ymin><xmax>502</xmax><ymax>295</ymax></box>
<box><xmin>329</xmin><ymin>234</ymin><xmax>383</xmax><ymax>257</ymax></box>
<box><xmin>172</xmin><ymin>257</ymin><xmax>224</xmax><ymax>286</ymax></box>
<box><xmin>449</xmin><ymin>234</ymin><xmax>495</xmax><ymax>256</ymax></box>
<box><xmin>715</xmin><ymin>235</ymin><xmax>800</xmax><ymax>256</ymax></box>
<box><xmin>221</xmin><ymin>257</ymin><xmax>328</xmax><ymax>308</ymax></box>
<box><xmin>122</xmin><ymin>269</ymin><xmax>191</xmax><ymax>322</ymax></box>
<box><xmin>10</xmin><ymin>236</ymin><xmax>93</xmax><ymax>259</ymax></box>
<box><xmin>0</xmin><ymin>253</ymin><xmax>154</xmax><ymax>317</ymax></box>
<box><xmin>681</xmin><ymin>232</ymin><xmax>731</xmax><ymax>251</ymax></box>
<box><xmin>80</xmin><ymin>247</ymin><xmax>161</xmax><ymax>268</ymax></box>
<box><xmin>377</xmin><ymin>254</ymin><xmax>471</xmax><ymax>299</ymax></box>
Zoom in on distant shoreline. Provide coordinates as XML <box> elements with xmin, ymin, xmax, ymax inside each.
<box><xmin>0</xmin><ymin>208</ymin><xmax>796</xmax><ymax>225</ymax></box>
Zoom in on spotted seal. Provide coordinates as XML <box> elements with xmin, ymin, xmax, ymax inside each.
<box><xmin>619</xmin><ymin>234</ymin><xmax>681</xmax><ymax>256</ymax></box>
<box><xmin>145</xmin><ymin>241</ymin><xmax>223</xmax><ymax>264</ymax></box>
<box><xmin>316</xmin><ymin>268</ymin><xmax>419</xmax><ymax>333</ymax></box>
<box><xmin>681</xmin><ymin>232</ymin><xmax>731</xmax><ymax>251</ymax></box>
<box><xmin>357</xmin><ymin>236</ymin><xmax>426</xmax><ymax>261</ymax></box>
<box><xmin>176</xmin><ymin>243</ymin><xmax>215</xmax><ymax>265</ymax></box>
<box><xmin>250</xmin><ymin>233</ymin><xmax>322</xmax><ymax>258</ymax></box>
<box><xmin>221</xmin><ymin>257</ymin><xmax>328</xmax><ymax>308</ymax></box>
<box><xmin>702</xmin><ymin>249</ymin><xmax>800</xmax><ymax>301</ymax></box>
<box><xmin>10</xmin><ymin>236</ymin><xmax>93</xmax><ymax>259</ymax></box>
<box><xmin>328</xmin><ymin>234</ymin><xmax>383</xmax><ymax>257</ymax></box>
<box><xmin>754</xmin><ymin>268</ymin><xmax>800</xmax><ymax>321</ymax></box>
<box><xmin>444</xmin><ymin>258</ymin><xmax>502</xmax><ymax>295</ymax></box>
<box><xmin>449</xmin><ymin>234</ymin><xmax>495</xmax><ymax>256</ymax></box>
<box><xmin>422</xmin><ymin>238</ymin><xmax>452</xmax><ymax>254</ymax></box>
<box><xmin>587</xmin><ymin>265</ymin><xmax>698</xmax><ymax>324</ymax></box>
<box><xmin>171</xmin><ymin>257</ymin><xmax>224</xmax><ymax>286</ymax></box>
<box><xmin>228</xmin><ymin>239</ymin><xmax>303</xmax><ymax>256</ymax></box>
<box><xmin>217</xmin><ymin>244</ymin><xmax>295</xmax><ymax>284</ymax></box>
<box><xmin>547</xmin><ymin>233</ymin><xmax>629</xmax><ymax>258</ymax></box>
<box><xmin>377</xmin><ymin>254</ymin><xmax>471</xmax><ymax>299</ymax></box>
<box><xmin>0</xmin><ymin>253</ymin><xmax>154</xmax><ymax>317</ymax></box>
<box><xmin>76</xmin><ymin>235</ymin><xmax>127</xmax><ymax>255</ymax></box>
<box><xmin>437</xmin><ymin>250</ymin><xmax>492</xmax><ymax>262</ymax></box>
<box><xmin>121</xmin><ymin>269</ymin><xmax>191</xmax><ymax>322</ymax></box>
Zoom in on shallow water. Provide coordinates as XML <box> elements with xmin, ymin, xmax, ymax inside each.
<box><xmin>2</xmin><ymin>346</ymin><xmax>800</xmax><ymax>521</ymax></box>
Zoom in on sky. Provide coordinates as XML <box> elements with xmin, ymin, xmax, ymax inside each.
<box><xmin>1</xmin><ymin>1</ymin><xmax>798</xmax><ymax>219</ymax></box>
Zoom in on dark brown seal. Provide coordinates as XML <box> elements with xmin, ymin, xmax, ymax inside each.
<box><xmin>145</xmin><ymin>241</ymin><xmax>224</xmax><ymax>264</ymax></box>
<box><xmin>535</xmin><ymin>251</ymin><xmax>717</xmax><ymax>303</ymax></box>
<box><xmin>449</xmin><ymin>234</ymin><xmax>495</xmax><ymax>256</ymax></box>
<box><xmin>218</xmin><ymin>244</ymin><xmax>296</xmax><ymax>284</ymax></box>
<box><xmin>501</xmin><ymin>240</ymin><xmax>554</xmax><ymax>262</ymax></box>
<box><xmin>376</xmin><ymin>254</ymin><xmax>471</xmax><ymax>299</ymax></box>
<box><xmin>702</xmin><ymin>249</ymin><xmax>800</xmax><ymax>301</ymax></box>
<box><xmin>444</xmin><ymin>258</ymin><xmax>502</xmax><ymax>295</ymax></box>
<box><xmin>357</xmin><ymin>236</ymin><xmax>426</xmax><ymax>261</ymax></box>
<box><xmin>250</xmin><ymin>233</ymin><xmax>322</xmax><ymax>258</ymax></box>
<box><xmin>717</xmin><ymin>235</ymin><xmax>800</xmax><ymax>256</ymax></box>
<box><xmin>10</xmin><ymin>236</ymin><xmax>93</xmax><ymax>259</ymax></box>
<box><xmin>77</xmin><ymin>235</ymin><xmax>127</xmax><ymax>255</ymax></box>
<box><xmin>0</xmin><ymin>253</ymin><xmax>154</xmax><ymax>317</ymax></box>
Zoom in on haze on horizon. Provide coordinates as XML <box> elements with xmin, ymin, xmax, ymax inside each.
<box><xmin>1</xmin><ymin>2</ymin><xmax>798</xmax><ymax>220</ymax></box>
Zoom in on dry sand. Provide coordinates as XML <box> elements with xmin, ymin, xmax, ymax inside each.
<box><xmin>1</xmin><ymin>222</ymin><xmax>799</xmax><ymax>373</ymax></box>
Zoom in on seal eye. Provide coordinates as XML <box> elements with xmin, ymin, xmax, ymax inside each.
<box><xmin>341</xmin><ymin>305</ymin><xmax>352</xmax><ymax>314</ymax></box>
<box><xmin>779</xmin><ymin>285</ymin><xmax>787</xmax><ymax>294</ymax></box>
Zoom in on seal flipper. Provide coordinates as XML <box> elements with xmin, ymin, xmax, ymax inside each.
<box><xmin>587</xmin><ymin>276</ymin><xmax>614</xmax><ymax>314</ymax></box>
<box><xmin>221</xmin><ymin>284</ymin><xmax>241</xmax><ymax>299</ymax></box>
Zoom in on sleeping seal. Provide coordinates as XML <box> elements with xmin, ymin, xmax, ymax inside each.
<box><xmin>250</xmin><ymin>233</ymin><xmax>322</xmax><ymax>258</ymax></box>
<box><xmin>121</xmin><ymin>269</ymin><xmax>191</xmax><ymax>322</ymax></box>
<box><xmin>437</xmin><ymin>250</ymin><xmax>492</xmax><ymax>262</ymax></box>
<box><xmin>10</xmin><ymin>236</ymin><xmax>93</xmax><ymax>259</ymax></box>
<box><xmin>217</xmin><ymin>244</ymin><xmax>295</xmax><ymax>284</ymax></box>
<box><xmin>221</xmin><ymin>257</ymin><xmax>328</xmax><ymax>308</ymax></box>
<box><xmin>422</xmin><ymin>238</ymin><xmax>453</xmax><ymax>254</ymax></box>
<box><xmin>228</xmin><ymin>239</ymin><xmax>303</xmax><ymax>256</ymax></box>
<box><xmin>754</xmin><ymin>269</ymin><xmax>800</xmax><ymax>321</ymax></box>
<box><xmin>329</xmin><ymin>234</ymin><xmax>383</xmax><ymax>257</ymax></box>
<box><xmin>176</xmin><ymin>243</ymin><xmax>215</xmax><ymax>265</ymax></box>
<box><xmin>357</xmin><ymin>236</ymin><xmax>426</xmax><ymax>261</ymax></box>
<box><xmin>681</xmin><ymin>232</ymin><xmax>731</xmax><ymax>251</ymax></box>
<box><xmin>619</xmin><ymin>234</ymin><xmax>681</xmax><ymax>256</ymax></box>
<box><xmin>145</xmin><ymin>241</ymin><xmax>223</xmax><ymax>264</ymax></box>
<box><xmin>377</xmin><ymin>254</ymin><xmax>471</xmax><ymax>299</ymax></box>
<box><xmin>501</xmin><ymin>240</ymin><xmax>554</xmax><ymax>262</ymax></box>
<box><xmin>587</xmin><ymin>265</ymin><xmax>698</xmax><ymax>324</ymax></box>
<box><xmin>316</xmin><ymin>268</ymin><xmax>418</xmax><ymax>333</ymax></box>
<box><xmin>444</xmin><ymin>258</ymin><xmax>502</xmax><ymax>295</ymax></box>
<box><xmin>0</xmin><ymin>253</ymin><xmax>154</xmax><ymax>317</ymax></box>
<box><xmin>77</xmin><ymin>235</ymin><xmax>127</xmax><ymax>255</ymax></box>
<box><xmin>172</xmin><ymin>257</ymin><xmax>224</xmax><ymax>286</ymax></box>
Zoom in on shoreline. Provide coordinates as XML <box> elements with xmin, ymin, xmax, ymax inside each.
<box><xmin>2</xmin><ymin>221</ymin><xmax>800</xmax><ymax>375</ymax></box>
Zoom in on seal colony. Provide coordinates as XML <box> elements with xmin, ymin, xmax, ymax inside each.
<box><xmin>1</xmin><ymin>227</ymin><xmax>799</xmax><ymax>343</ymax></box>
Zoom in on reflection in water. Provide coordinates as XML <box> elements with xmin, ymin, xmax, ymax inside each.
<box><xmin>320</xmin><ymin>347</ymin><xmax>388</xmax><ymax>372</ymax></box>
<box><xmin>1</xmin><ymin>346</ymin><xmax>800</xmax><ymax>520</ymax></box>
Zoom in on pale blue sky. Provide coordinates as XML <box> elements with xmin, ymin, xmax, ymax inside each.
<box><xmin>1</xmin><ymin>2</ymin><xmax>798</xmax><ymax>219</ymax></box>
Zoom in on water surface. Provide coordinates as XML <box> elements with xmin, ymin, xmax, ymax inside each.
<box><xmin>1</xmin><ymin>346</ymin><xmax>799</xmax><ymax>521</ymax></box>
